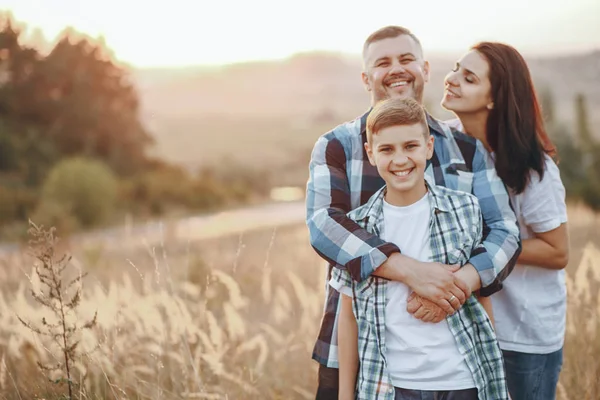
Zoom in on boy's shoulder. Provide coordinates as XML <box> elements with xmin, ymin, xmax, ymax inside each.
<box><xmin>429</xmin><ymin>182</ymin><xmax>481</xmax><ymax>211</ymax></box>
<box><xmin>347</xmin><ymin>186</ymin><xmax>386</xmax><ymax>224</ymax></box>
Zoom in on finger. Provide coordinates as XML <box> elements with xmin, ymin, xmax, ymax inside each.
<box><xmin>451</xmin><ymin>287</ymin><xmax>466</xmax><ymax>304</ymax></box>
<box><xmin>407</xmin><ymin>292</ymin><xmax>416</xmax><ymax>302</ymax></box>
<box><xmin>435</xmin><ymin>297</ymin><xmax>455</xmax><ymax>315</ymax></box>
<box><xmin>449</xmin><ymin>287</ymin><xmax>466</xmax><ymax>306</ymax></box>
<box><xmin>453</xmin><ymin>276</ymin><xmax>472</xmax><ymax>300</ymax></box>
<box><xmin>413</xmin><ymin>306</ymin><xmax>428</xmax><ymax>320</ymax></box>
<box><xmin>407</xmin><ymin>298</ymin><xmax>421</xmax><ymax>314</ymax></box>
<box><xmin>448</xmin><ymin>295</ymin><xmax>461</xmax><ymax>311</ymax></box>
<box><xmin>421</xmin><ymin>311</ymin><xmax>434</xmax><ymax>323</ymax></box>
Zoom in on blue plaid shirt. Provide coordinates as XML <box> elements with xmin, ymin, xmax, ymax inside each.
<box><xmin>306</xmin><ymin>110</ymin><xmax>521</xmax><ymax>368</ymax></box>
<box><xmin>331</xmin><ymin>181</ymin><xmax>509</xmax><ymax>400</ymax></box>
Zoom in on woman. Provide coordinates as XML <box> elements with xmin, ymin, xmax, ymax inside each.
<box><xmin>440</xmin><ymin>42</ymin><xmax>570</xmax><ymax>400</ymax></box>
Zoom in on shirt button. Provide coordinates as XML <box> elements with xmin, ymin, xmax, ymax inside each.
<box><xmin>388</xmin><ymin>387</ymin><xmax>394</xmax><ymax>393</ymax></box>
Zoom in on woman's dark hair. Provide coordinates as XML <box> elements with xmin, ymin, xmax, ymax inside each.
<box><xmin>473</xmin><ymin>42</ymin><xmax>557</xmax><ymax>194</ymax></box>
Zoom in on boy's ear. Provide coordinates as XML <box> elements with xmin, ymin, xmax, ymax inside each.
<box><xmin>364</xmin><ymin>142</ymin><xmax>376</xmax><ymax>166</ymax></box>
<box><xmin>426</xmin><ymin>134</ymin><xmax>435</xmax><ymax>160</ymax></box>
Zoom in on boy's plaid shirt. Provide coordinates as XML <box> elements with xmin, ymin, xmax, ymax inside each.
<box><xmin>331</xmin><ymin>182</ymin><xmax>509</xmax><ymax>400</ymax></box>
<box><xmin>306</xmin><ymin>110</ymin><xmax>521</xmax><ymax>367</ymax></box>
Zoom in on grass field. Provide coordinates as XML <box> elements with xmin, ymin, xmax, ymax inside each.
<box><xmin>0</xmin><ymin>204</ymin><xmax>598</xmax><ymax>399</ymax></box>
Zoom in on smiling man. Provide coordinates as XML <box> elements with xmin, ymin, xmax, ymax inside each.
<box><xmin>305</xmin><ymin>25</ymin><xmax>521</xmax><ymax>399</ymax></box>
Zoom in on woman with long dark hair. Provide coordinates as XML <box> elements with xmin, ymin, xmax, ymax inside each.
<box><xmin>441</xmin><ymin>42</ymin><xmax>570</xmax><ymax>400</ymax></box>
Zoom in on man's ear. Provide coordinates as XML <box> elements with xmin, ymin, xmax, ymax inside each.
<box><xmin>364</xmin><ymin>141</ymin><xmax>376</xmax><ymax>166</ymax></box>
<box><xmin>361</xmin><ymin>71</ymin><xmax>371</xmax><ymax>92</ymax></box>
<box><xmin>423</xmin><ymin>60</ymin><xmax>431</xmax><ymax>83</ymax></box>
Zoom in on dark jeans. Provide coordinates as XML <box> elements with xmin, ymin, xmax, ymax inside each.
<box><xmin>315</xmin><ymin>365</ymin><xmax>477</xmax><ymax>400</ymax></box>
<box><xmin>502</xmin><ymin>348</ymin><xmax>564</xmax><ymax>400</ymax></box>
<box><xmin>394</xmin><ymin>387</ymin><xmax>478</xmax><ymax>400</ymax></box>
<box><xmin>315</xmin><ymin>364</ymin><xmax>339</xmax><ymax>400</ymax></box>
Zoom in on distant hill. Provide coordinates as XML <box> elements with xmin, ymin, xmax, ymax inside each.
<box><xmin>130</xmin><ymin>50</ymin><xmax>600</xmax><ymax>178</ymax></box>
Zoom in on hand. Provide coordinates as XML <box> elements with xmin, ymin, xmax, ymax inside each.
<box><xmin>406</xmin><ymin>292</ymin><xmax>448</xmax><ymax>322</ymax></box>
<box><xmin>397</xmin><ymin>259</ymin><xmax>470</xmax><ymax>315</ymax></box>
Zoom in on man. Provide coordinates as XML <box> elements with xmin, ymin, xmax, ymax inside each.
<box><xmin>333</xmin><ymin>97</ymin><xmax>508</xmax><ymax>399</ymax></box>
<box><xmin>305</xmin><ymin>26</ymin><xmax>521</xmax><ymax>399</ymax></box>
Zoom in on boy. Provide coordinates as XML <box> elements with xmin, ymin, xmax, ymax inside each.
<box><xmin>330</xmin><ymin>98</ymin><xmax>508</xmax><ymax>400</ymax></box>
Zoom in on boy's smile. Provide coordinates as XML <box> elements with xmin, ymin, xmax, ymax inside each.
<box><xmin>365</xmin><ymin>122</ymin><xmax>434</xmax><ymax>207</ymax></box>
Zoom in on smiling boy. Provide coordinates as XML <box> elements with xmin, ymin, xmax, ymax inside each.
<box><xmin>330</xmin><ymin>98</ymin><xmax>508</xmax><ymax>400</ymax></box>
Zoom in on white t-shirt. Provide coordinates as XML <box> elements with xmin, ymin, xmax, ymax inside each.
<box><xmin>492</xmin><ymin>155</ymin><xmax>568</xmax><ymax>353</ymax></box>
<box><xmin>331</xmin><ymin>192</ymin><xmax>476</xmax><ymax>390</ymax></box>
<box><xmin>446</xmin><ymin>118</ymin><xmax>568</xmax><ymax>353</ymax></box>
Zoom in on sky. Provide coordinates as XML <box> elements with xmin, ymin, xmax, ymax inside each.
<box><xmin>2</xmin><ymin>0</ymin><xmax>600</xmax><ymax>68</ymax></box>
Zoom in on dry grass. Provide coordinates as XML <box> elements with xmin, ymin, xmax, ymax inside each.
<box><xmin>0</xmin><ymin>205</ymin><xmax>598</xmax><ymax>399</ymax></box>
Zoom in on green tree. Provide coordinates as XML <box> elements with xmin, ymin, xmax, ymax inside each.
<box><xmin>574</xmin><ymin>94</ymin><xmax>600</xmax><ymax>210</ymax></box>
<box><xmin>539</xmin><ymin>86</ymin><xmax>556</xmax><ymax>127</ymax></box>
<box><xmin>37</xmin><ymin>157</ymin><xmax>118</xmax><ymax>228</ymax></box>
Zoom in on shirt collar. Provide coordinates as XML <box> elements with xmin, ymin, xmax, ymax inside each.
<box><xmin>353</xmin><ymin>176</ymin><xmax>451</xmax><ymax>225</ymax></box>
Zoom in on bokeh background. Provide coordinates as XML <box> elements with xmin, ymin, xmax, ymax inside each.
<box><xmin>0</xmin><ymin>1</ymin><xmax>598</xmax><ymax>399</ymax></box>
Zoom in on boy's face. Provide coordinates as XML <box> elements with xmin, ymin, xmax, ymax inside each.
<box><xmin>365</xmin><ymin>123</ymin><xmax>434</xmax><ymax>204</ymax></box>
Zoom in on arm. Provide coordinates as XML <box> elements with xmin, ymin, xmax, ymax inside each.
<box><xmin>338</xmin><ymin>294</ymin><xmax>359</xmax><ymax>400</ymax></box>
<box><xmin>518</xmin><ymin>225</ymin><xmax>569</xmax><ymax>269</ymax></box>
<box><xmin>517</xmin><ymin>161</ymin><xmax>569</xmax><ymax>270</ymax></box>
<box><xmin>408</xmin><ymin>196</ymin><xmax>487</xmax><ymax>322</ymax></box>
<box><xmin>307</xmin><ymin>131</ymin><xmax>469</xmax><ymax>313</ymax></box>
<box><xmin>306</xmin><ymin>133</ymin><xmax>399</xmax><ymax>282</ymax></box>
<box><xmin>469</xmin><ymin>140</ymin><xmax>521</xmax><ymax>296</ymax></box>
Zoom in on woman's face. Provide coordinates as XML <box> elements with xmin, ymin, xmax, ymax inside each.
<box><xmin>441</xmin><ymin>50</ymin><xmax>493</xmax><ymax>115</ymax></box>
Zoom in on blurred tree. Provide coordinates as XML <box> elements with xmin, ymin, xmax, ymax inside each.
<box><xmin>0</xmin><ymin>13</ymin><xmax>158</xmax><ymax>229</ymax></box>
<box><xmin>0</xmin><ymin>14</ymin><xmax>153</xmax><ymax>179</ymax></box>
<box><xmin>539</xmin><ymin>85</ymin><xmax>555</xmax><ymax>127</ymax></box>
<box><xmin>575</xmin><ymin>94</ymin><xmax>600</xmax><ymax>210</ymax></box>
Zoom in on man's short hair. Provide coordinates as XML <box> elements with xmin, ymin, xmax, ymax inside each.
<box><xmin>366</xmin><ymin>98</ymin><xmax>429</xmax><ymax>143</ymax></box>
<box><xmin>362</xmin><ymin>25</ymin><xmax>423</xmax><ymax>60</ymax></box>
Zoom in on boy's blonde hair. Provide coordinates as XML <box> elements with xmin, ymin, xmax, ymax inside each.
<box><xmin>366</xmin><ymin>98</ymin><xmax>429</xmax><ymax>143</ymax></box>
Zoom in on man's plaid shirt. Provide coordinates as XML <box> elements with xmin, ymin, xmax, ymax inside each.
<box><xmin>331</xmin><ymin>182</ymin><xmax>509</xmax><ymax>400</ymax></box>
<box><xmin>306</xmin><ymin>110</ymin><xmax>521</xmax><ymax>368</ymax></box>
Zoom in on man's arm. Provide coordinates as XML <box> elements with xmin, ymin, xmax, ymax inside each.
<box><xmin>407</xmin><ymin>198</ymin><xmax>487</xmax><ymax>322</ymax></box>
<box><xmin>307</xmin><ymin>131</ymin><xmax>469</xmax><ymax>313</ymax></box>
<box><xmin>468</xmin><ymin>140</ymin><xmax>521</xmax><ymax>296</ymax></box>
<box><xmin>306</xmin><ymin>133</ymin><xmax>399</xmax><ymax>283</ymax></box>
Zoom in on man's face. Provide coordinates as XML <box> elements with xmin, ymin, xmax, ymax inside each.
<box><xmin>365</xmin><ymin>123</ymin><xmax>434</xmax><ymax>206</ymax></box>
<box><xmin>362</xmin><ymin>35</ymin><xmax>430</xmax><ymax>106</ymax></box>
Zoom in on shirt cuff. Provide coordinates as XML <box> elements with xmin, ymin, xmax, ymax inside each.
<box><xmin>468</xmin><ymin>251</ymin><xmax>496</xmax><ymax>289</ymax></box>
<box><xmin>328</xmin><ymin>279</ymin><xmax>353</xmax><ymax>297</ymax></box>
<box><xmin>346</xmin><ymin>243</ymin><xmax>400</xmax><ymax>282</ymax></box>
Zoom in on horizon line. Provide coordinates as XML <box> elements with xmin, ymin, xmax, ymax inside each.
<box><xmin>127</xmin><ymin>46</ymin><xmax>600</xmax><ymax>71</ymax></box>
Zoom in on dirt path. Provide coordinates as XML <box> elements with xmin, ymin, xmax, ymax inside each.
<box><xmin>70</xmin><ymin>200</ymin><xmax>307</xmax><ymax>251</ymax></box>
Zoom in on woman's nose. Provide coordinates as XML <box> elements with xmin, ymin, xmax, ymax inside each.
<box><xmin>445</xmin><ymin>71</ymin><xmax>459</xmax><ymax>87</ymax></box>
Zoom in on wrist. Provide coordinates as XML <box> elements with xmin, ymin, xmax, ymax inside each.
<box><xmin>386</xmin><ymin>252</ymin><xmax>413</xmax><ymax>283</ymax></box>
<box><xmin>456</xmin><ymin>263</ymin><xmax>481</xmax><ymax>292</ymax></box>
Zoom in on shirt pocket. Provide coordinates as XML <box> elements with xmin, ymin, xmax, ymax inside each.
<box><xmin>446</xmin><ymin>163</ymin><xmax>474</xmax><ymax>193</ymax></box>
